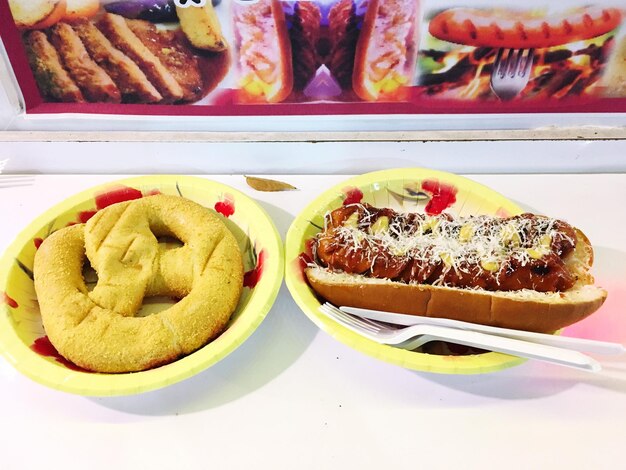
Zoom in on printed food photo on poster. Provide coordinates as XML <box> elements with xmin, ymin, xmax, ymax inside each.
<box><xmin>233</xmin><ymin>0</ymin><xmax>419</xmax><ymax>103</ymax></box>
<box><xmin>6</xmin><ymin>0</ymin><xmax>231</xmax><ymax>106</ymax></box>
<box><xmin>0</xmin><ymin>0</ymin><xmax>625</xmax><ymax>115</ymax></box>
<box><xmin>416</xmin><ymin>0</ymin><xmax>625</xmax><ymax>102</ymax></box>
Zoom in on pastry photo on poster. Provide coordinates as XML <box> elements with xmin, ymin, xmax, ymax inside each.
<box><xmin>0</xmin><ymin>0</ymin><xmax>625</xmax><ymax>115</ymax></box>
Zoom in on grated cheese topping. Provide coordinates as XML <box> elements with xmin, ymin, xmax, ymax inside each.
<box><xmin>314</xmin><ymin>204</ymin><xmax>576</xmax><ymax>288</ymax></box>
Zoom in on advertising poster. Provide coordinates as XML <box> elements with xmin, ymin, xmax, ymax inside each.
<box><xmin>1</xmin><ymin>0</ymin><xmax>625</xmax><ymax>116</ymax></box>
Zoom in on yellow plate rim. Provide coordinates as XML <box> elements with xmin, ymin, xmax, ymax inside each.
<box><xmin>0</xmin><ymin>175</ymin><xmax>284</xmax><ymax>396</ymax></box>
<box><xmin>285</xmin><ymin>168</ymin><xmax>527</xmax><ymax>375</ymax></box>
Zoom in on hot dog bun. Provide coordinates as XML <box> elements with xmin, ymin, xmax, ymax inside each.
<box><xmin>429</xmin><ymin>7</ymin><xmax>623</xmax><ymax>49</ymax></box>
<box><xmin>306</xmin><ymin>228</ymin><xmax>607</xmax><ymax>333</ymax></box>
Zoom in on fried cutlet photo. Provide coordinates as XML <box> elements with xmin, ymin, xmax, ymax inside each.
<box><xmin>72</xmin><ymin>19</ymin><xmax>162</xmax><ymax>103</ymax></box>
<box><xmin>14</xmin><ymin>3</ymin><xmax>230</xmax><ymax>105</ymax></box>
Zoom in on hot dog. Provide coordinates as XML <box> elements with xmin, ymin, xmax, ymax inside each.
<box><xmin>233</xmin><ymin>0</ymin><xmax>294</xmax><ymax>103</ymax></box>
<box><xmin>428</xmin><ymin>6</ymin><xmax>623</xmax><ymax>49</ymax></box>
<box><xmin>328</xmin><ymin>0</ymin><xmax>420</xmax><ymax>101</ymax></box>
<box><xmin>305</xmin><ymin>203</ymin><xmax>607</xmax><ymax>333</ymax></box>
<box><xmin>233</xmin><ymin>0</ymin><xmax>420</xmax><ymax>103</ymax></box>
<box><xmin>352</xmin><ymin>0</ymin><xmax>420</xmax><ymax>101</ymax></box>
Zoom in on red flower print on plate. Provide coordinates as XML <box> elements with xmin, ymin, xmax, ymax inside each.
<box><xmin>215</xmin><ymin>194</ymin><xmax>235</xmax><ymax>218</ymax></box>
<box><xmin>421</xmin><ymin>180</ymin><xmax>458</xmax><ymax>215</ymax></box>
<box><xmin>342</xmin><ymin>187</ymin><xmax>363</xmax><ymax>205</ymax></box>
<box><xmin>244</xmin><ymin>248</ymin><xmax>266</xmax><ymax>288</ymax></box>
<box><xmin>66</xmin><ymin>185</ymin><xmax>146</xmax><ymax>228</ymax></box>
<box><xmin>31</xmin><ymin>336</ymin><xmax>91</xmax><ymax>372</ymax></box>
<box><xmin>95</xmin><ymin>186</ymin><xmax>143</xmax><ymax>210</ymax></box>
<box><xmin>78</xmin><ymin>210</ymin><xmax>97</xmax><ymax>223</ymax></box>
<box><xmin>295</xmin><ymin>238</ymin><xmax>315</xmax><ymax>282</ymax></box>
<box><xmin>2</xmin><ymin>292</ymin><xmax>18</xmax><ymax>308</ymax></box>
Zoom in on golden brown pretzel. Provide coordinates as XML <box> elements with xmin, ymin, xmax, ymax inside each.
<box><xmin>34</xmin><ymin>195</ymin><xmax>243</xmax><ymax>373</ymax></box>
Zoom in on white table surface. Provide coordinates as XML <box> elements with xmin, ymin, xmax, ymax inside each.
<box><xmin>1</xmin><ymin>173</ymin><xmax>625</xmax><ymax>469</ymax></box>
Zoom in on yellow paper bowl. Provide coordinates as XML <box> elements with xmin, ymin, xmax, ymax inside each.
<box><xmin>0</xmin><ymin>176</ymin><xmax>284</xmax><ymax>396</ymax></box>
<box><xmin>285</xmin><ymin>168</ymin><xmax>528</xmax><ymax>375</ymax></box>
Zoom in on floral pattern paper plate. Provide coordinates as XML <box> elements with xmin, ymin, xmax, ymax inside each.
<box><xmin>285</xmin><ymin>168</ymin><xmax>527</xmax><ymax>375</ymax></box>
<box><xmin>0</xmin><ymin>176</ymin><xmax>284</xmax><ymax>396</ymax></box>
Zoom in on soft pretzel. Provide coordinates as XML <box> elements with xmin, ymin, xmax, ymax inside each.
<box><xmin>34</xmin><ymin>195</ymin><xmax>243</xmax><ymax>373</ymax></box>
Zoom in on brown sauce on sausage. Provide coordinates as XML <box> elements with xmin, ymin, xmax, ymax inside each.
<box><xmin>313</xmin><ymin>204</ymin><xmax>577</xmax><ymax>293</ymax></box>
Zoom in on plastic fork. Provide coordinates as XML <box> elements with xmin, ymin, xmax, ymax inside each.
<box><xmin>339</xmin><ymin>305</ymin><xmax>625</xmax><ymax>356</ymax></box>
<box><xmin>490</xmin><ymin>48</ymin><xmax>534</xmax><ymax>101</ymax></box>
<box><xmin>319</xmin><ymin>303</ymin><xmax>600</xmax><ymax>372</ymax></box>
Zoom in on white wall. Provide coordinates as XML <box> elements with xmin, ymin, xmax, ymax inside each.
<box><xmin>1</xmin><ymin>139</ymin><xmax>624</xmax><ymax>174</ymax></box>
